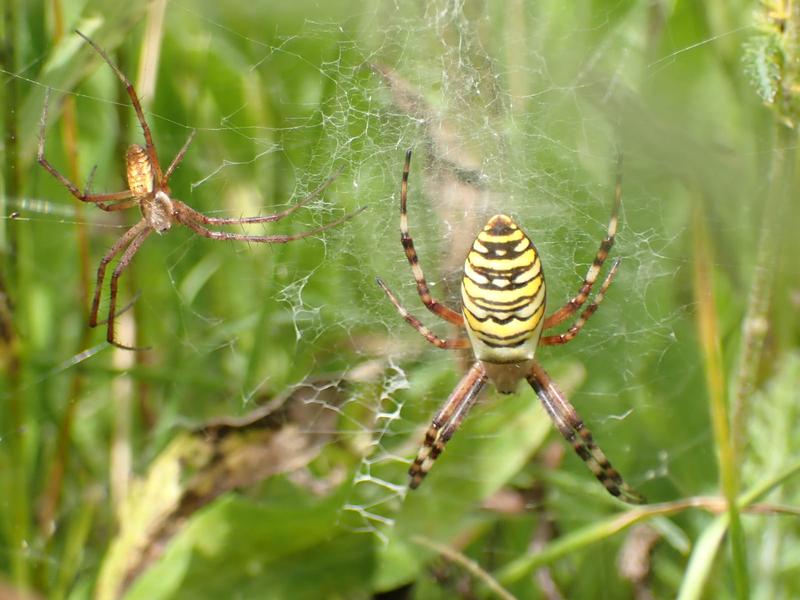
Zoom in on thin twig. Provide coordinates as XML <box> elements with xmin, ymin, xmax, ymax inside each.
<box><xmin>411</xmin><ymin>535</ymin><xmax>517</xmax><ymax>600</ymax></box>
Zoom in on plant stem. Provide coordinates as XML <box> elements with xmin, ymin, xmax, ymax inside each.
<box><xmin>731</xmin><ymin>120</ymin><xmax>793</xmax><ymax>457</ymax></box>
<box><xmin>691</xmin><ymin>202</ymin><xmax>748</xmax><ymax>599</ymax></box>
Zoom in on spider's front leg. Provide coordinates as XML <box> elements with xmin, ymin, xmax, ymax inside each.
<box><xmin>526</xmin><ymin>360</ymin><xmax>645</xmax><ymax>504</ymax></box>
<box><xmin>89</xmin><ymin>220</ymin><xmax>152</xmax><ymax>351</ymax></box>
<box><xmin>409</xmin><ymin>362</ymin><xmax>487</xmax><ymax>489</ymax></box>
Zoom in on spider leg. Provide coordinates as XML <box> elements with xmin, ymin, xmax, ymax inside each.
<box><xmin>105</xmin><ymin>227</ymin><xmax>153</xmax><ymax>351</ymax></box>
<box><xmin>409</xmin><ymin>362</ymin><xmax>488</xmax><ymax>489</ymax></box>
<box><xmin>85</xmin><ymin>166</ymin><xmax>139</xmax><ymax>212</ymax></box>
<box><xmin>37</xmin><ymin>88</ymin><xmax>136</xmax><ymax>207</ymax></box>
<box><xmin>179</xmin><ymin>166</ymin><xmax>344</xmax><ymax>226</ymax></box>
<box><xmin>540</xmin><ymin>258</ymin><xmax>619</xmax><ymax>346</ymax></box>
<box><xmin>526</xmin><ymin>360</ymin><xmax>644</xmax><ymax>504</ymax></box>
<box><xmin>543</xmin><ymin>156</ymin><xmax>622</xmax><ymax>330</ymax></box>
<box><xmin>89</xmin><ymin>220</ymin><xmax>149</xmax><ymax>329</ymax></box>
<box><xmin>94</xmin><ymin>290</ymin><xmax>142</xmax><ymax>325</ymax></box>
<box><xmin>75</xmin><ymin>30</ymin><xmax>164</xmax><ymax>182</ymax></box>
<box><xmin>83</xmin><ymin>166</ymin><xmax>129</xmax><ymax>212</ymax></box>
<box><xmin>96</xmin><ymin>199</ymin><xmax>140</xmax><ymax>212</ymax></box>
<box><xmin>398</xmin><ymin>149</ymin><xmax>464</xmax><ymax>326</ymax></box>
<box><xmin>163</xmin><ymin>130</ymin><xmax>196</xmax><ymax>182</ymax></box>
<box><xmin>376</xmin><ymin>277</ymin><xmax>470</xmax><ymax>350</ymax></box>
<box><xmin>173</xmin><ymin>200</ymin><xmax>366</xmax><ymax>243</ymax></box>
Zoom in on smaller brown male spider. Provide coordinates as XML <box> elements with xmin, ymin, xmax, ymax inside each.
<box><xmin>38</xmin><ymin>31</ymin><xmax>362</xmax><ymax>350</ymax></box>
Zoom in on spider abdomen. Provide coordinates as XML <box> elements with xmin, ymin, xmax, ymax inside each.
<box><xmin>126</xmin><ymin>144</ymin><xmax>154</xmax><ymax>196</ymax></box>
<box><xmin>461</xmin><ymin>215</ymin><xmax>546</xmax><ymax>371</ymax></box>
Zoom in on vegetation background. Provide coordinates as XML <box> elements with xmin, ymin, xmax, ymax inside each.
<box><xmin>1</xmin><ymin>1</ymin><xmax>798</xmax><ymax>599</ymax></box>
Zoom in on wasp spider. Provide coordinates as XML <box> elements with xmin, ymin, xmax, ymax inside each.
<box><xmin>377</xmin><ymin>150</ymin><xmax>644</xmax><ymax>504</ymax></box>
<box><xmin>37</xmin><ymin>31</ymin><xmax>361</xmax><ymax>350</ymax></box>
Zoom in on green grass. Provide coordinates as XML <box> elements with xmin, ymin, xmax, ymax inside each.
<box><xmin>1</xmin><ymin>1</ymin><xmax>799</xmax><ymax>599</ymax></box>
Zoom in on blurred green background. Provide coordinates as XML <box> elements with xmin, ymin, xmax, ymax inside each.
<box><xmin>1</xmin><ymin>1</ymin><xmax>798</xmax><ymax>599</ymax></box>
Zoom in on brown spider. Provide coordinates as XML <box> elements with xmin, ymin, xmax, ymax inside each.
<box><xmin>38</xmin><ymin>31</ymin><xmax>362</xmax><ymax>350</ymax></box>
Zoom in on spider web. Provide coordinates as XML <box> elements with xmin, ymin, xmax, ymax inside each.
<box><xmin>2</xmin><ymin>0</ymin><xmax>764</xmax><ymax>596</ymax></box>
<box><xmin>12</xmin><ymin>0</ymin><xmax>680</xmax><ymax>532</ymax></box>
<box><xmin>207</xmin><ymin>2</ymin><xmax>685</xmax><ymax>538</ymax></box>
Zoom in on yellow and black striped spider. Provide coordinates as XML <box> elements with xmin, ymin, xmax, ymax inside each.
<box><xmin>377</xmin><ymin>150</ymin><xmax>644</xmax><ymax>504</ymax></box>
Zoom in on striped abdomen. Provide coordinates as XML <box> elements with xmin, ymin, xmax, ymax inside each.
<box><xmin>127</xmin><ymin>144</ymin><xmax>173</xmax><ymax>233</ymax></box>
<box><xmin>126</xmin><ymin>144</ymin><xmax>154</xmax><ymax>196</ymax></box>
<box><xmin>461</xmin><ymin>215</ymin><xmax>546</xmax><ymax>378</ymax></box>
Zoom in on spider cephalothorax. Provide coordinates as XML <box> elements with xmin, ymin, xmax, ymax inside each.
<box><xmin>377</xmin><ymin>149</ymin><xmax>643</xmax><ymax>503</ymax></box>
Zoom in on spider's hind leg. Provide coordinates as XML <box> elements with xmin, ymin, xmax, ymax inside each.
<box><xmin>542</xmin><ymin>156</ymin><xmax>623</xmax><ymax>331</ymax></box>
